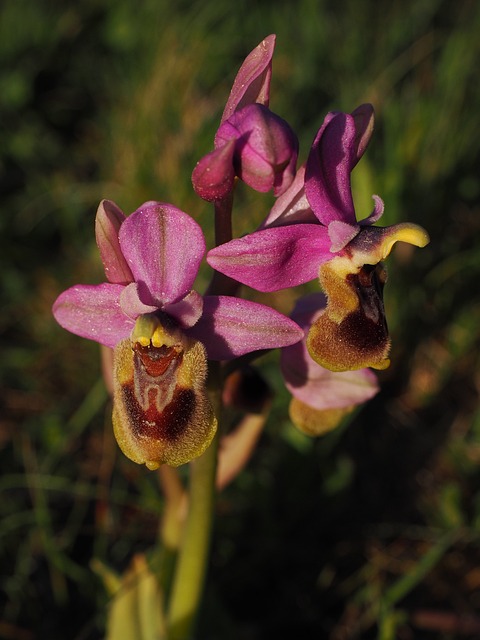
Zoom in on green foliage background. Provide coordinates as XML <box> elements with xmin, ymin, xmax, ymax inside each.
<box><xmin>1</xmin><ymin>0</ymin><xmax>480</xmax><ymax>638</ymax></box>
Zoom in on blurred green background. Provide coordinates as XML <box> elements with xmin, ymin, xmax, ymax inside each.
<box><xmin>1</xmin><ymin>0</ymin><xmax>480</xmax><ymax>638</ymax></box>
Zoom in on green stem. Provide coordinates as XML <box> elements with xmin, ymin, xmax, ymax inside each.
<box><xmin>164</xmin><ymin>176</ymin><xmax>232</xmax><ymax>638</ymax></box>
<box><xmin>165</xmin><ymin>363</ymin><xmax>221</xmax><ymax>640</ymax></box>
<box><xmin>155</xmin><ymin>466</ymin><xmax>186</xmax><ymax>602</ymax></box>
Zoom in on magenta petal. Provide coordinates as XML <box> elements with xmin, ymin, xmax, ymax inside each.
<box><xmin>359</xmin><ymin>195</ymin><xmax>385</xmax><ymax>226</ymax></box>
<box><xmin>119</xmin><ymin>282</ymin><xmax>158</xmax><ymax>318</ymax></box>
<box><xmin>216</xmin><ymin>104</ymin><xmax>298</xmax><ymax>196</ymax></box>
<box><xmin>305</xmin><ymin>111</ymin><xmax>358</xmax><ymax>226</ymax></box>
<box><xmin>187</xmin><ymin>295</ymin><xmax>303</xmax><ymax>360</ymax></box>
<box><xmin>164</xmin><ymin>290</ymin><xmax>204</xmax><ymax>329</ymax></box>
<box><xmin>52</xmin><ymin>283</ymin><xmax>134</xmax><ymax>348</ymax></box>
<box><xmin>282</xmin><ymin>342</ymin><xmax>379</xmax><ymax>410</ymax></box>
<box><xmin>119</xmin><ymin>202</ymin><xmax>205</xmax><ymax>305</ymax></box>
<box><xmin>207</xmin><ymin>224</ymin><xmax>333</xmax><ymax>292</ymax></box>
<box><xmin>221</xmin><ymin>34</ymin><xmax>275</xmax><ymax>122</ymax></box>
<box><xmin>95</xmin><ymin>200</ymin><xmax>133</xmax><ymax>284</ymax></box>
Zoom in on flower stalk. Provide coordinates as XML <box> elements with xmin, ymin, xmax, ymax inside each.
<box><xmin>165</xmin><ymin>362</ymin><xmax>221</xmax><ymax>640</ymax></box>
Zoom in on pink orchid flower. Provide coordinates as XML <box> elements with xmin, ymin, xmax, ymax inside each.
<box><xmin>207</xmin><ymin>105</ymin><xmax>430</xmax><ymax>372</ymax></box>
<box><xmin>53</xmin><ymin>200</ymin><xmax>303</xmax><ymax>468</ymax></box>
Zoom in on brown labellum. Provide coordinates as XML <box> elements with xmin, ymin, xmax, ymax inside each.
<box><xmin>112</xmin><ymin>319</ymin><xmax>217</xmax><ymax>469</ymax></box>
<box><xmin>307</xmin><ymin>259</ymin><xmax>391</xmax><ymax>372</ymax></box>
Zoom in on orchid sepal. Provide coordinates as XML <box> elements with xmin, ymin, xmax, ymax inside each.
<box><xmin>207</xmin><ymin>223</ymin><xmax>333</xmax><ymax>293</ymax></box>
<box><xmin>95</xmin><ymin>200</ymin><xmax>134</xmax><ymax>284</ymax></box>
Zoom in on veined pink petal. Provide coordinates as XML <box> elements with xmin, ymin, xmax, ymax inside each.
<box><xmin>305</xmin><ymin>111</ymin><xmax>358</xmax><ymax>226</ymax></box>
<box><xmin>281</xmin><ymin>292</ymin><xmax>378</xmax><ymax>409</ymax></box>
<box><xmin>187</xmin><ymin>295</ymin><xmax>303</xmax><ymax>360</ymax></box>
<box><xmin>119</xmin><ymin>202</ymin><xmax>205</xmax><ymax>306</ymax></box>
<box><xmin>207</xmin><ymin>224</ymin><xmax>333</xmax><ymax>292</ymax></box>
<box><xmin>221</xmin><ymin>34</ymin><xmax>275</xmax><ymax>123</ymax></box>
<box><xmin>95</xmin><ymin>200</ymin><xmax>133</xmax><ymax>284</ymax></box>
<box><xmin>52</xmin><ymin>283</ymin><xmax>134</xmax><ymax>348</ymax></box>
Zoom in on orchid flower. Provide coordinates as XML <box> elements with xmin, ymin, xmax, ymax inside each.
<box><xmin>281</xmin><ymin>293</ymin><xmax>379</xmax><ymax>436</ymax></box>
<box><xmin>207</xmin><ymin>104</ymin><xmax>430</xmax><ymax>373</ymax></box>
<box><xmin>192</xmin><ymin>35</ymin><xmax>298</xmax><ymax>201</ymax></box>
<box><xmin>53</xmin><ymin>200</ymin><xmax>303</xmax><ymax>469</ymax></box>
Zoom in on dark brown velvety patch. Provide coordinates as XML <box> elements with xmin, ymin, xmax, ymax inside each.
<box><xmin>336</xmin><ymin>308</ymin><xmax>389</xmax><ymax>353</ymax></box>
<box><xmin>122</xmin><ymin>383</ymin><xmax>196</xmax><ymax>443</ymax></box>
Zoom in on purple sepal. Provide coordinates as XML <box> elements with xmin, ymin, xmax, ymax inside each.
<box><xmin>187</xmin><ymin>295</ymin><xmax>303</xmax><ymax>360</ymax></box>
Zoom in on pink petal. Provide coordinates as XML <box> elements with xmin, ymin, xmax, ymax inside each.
<box><xmin>260</xmin><ymin>165</ymin><xmax>317</xmax><ymax>229</ymax></box>
<box><xmin>187</xmin><ymin>295</ymin><xmax>303</xmax><ymax>360</ymax></box>
<box><xmin>119</xmin><ymin>202</ymin><xmax>205</xmax><ymax>306</ymax></box>
<box><xmin>221</xmin><ymin>34</ymin><xmax>276</xmax><ymax>122</ymax></box>
<box><xmin>305</xmin><ymin>111</ymin><xmax>358</xmax><ymax>226</ymax></box>
<box><xmin>359</xmin><ymin>195</ymin><xmax>385</xmax><ymax>226</ymax></box>
<box><xmin>164</xmin><ymin>290</ymin><xmax>204</xmax><ymax>328</ymax></box>
<box><xmin>119</xmin><ymin>282</ymin><xmax>158</xmax><ymax>318</ymax></box>
<box><xmin>207</xmin><ymin>224</ymin><xmax>333</xmax><ymax>292</ymax></box>
<box><xmin>95</xmin><ymin>200</ymin><xmax>133</xmax><ymax>284</ymax></box>
<box><xmin>327</xmin><ymin>220</ymin><xmax>360</xmax><ymax>252</ymax></box>
<box><xmin>52</xmin><ymin>283</ymin><xmax>134</xmax><ymax>348</ymax></box>
<box><xmin>216</xmin><ymin>104</ymin><xmax>298</xmax><ymax>196</ymax></box>
<box><xmin>282</xmin><ymin>342</ymin><xmax>379</xmax><ymax>410</ymax></box>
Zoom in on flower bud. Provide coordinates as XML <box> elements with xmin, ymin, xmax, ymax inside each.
<box><xmin>215</xmin><ymin>104</ymin><xmax>298</xmax><ymax>196</ymax></box>
<box><xmin>191</xmin><ymin>139</ymin><xmax>236</xmax><ymax>202</ymax></box>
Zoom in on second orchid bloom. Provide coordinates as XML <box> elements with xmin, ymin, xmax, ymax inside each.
<box><xmin>207</xmin><ymin>104</ymin><xmax>429</xmax><ymax>372</ymax></box>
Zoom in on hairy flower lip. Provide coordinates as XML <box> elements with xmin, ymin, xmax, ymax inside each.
<box><xmin>281</xmin><ymin>293</ymin><xmax>379</xmax><ymax>435</ymax></box>
<box><xmin>113</xmin><ymin>318</ymin><xmax>217</xmax><ymax>469</ymax></box>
